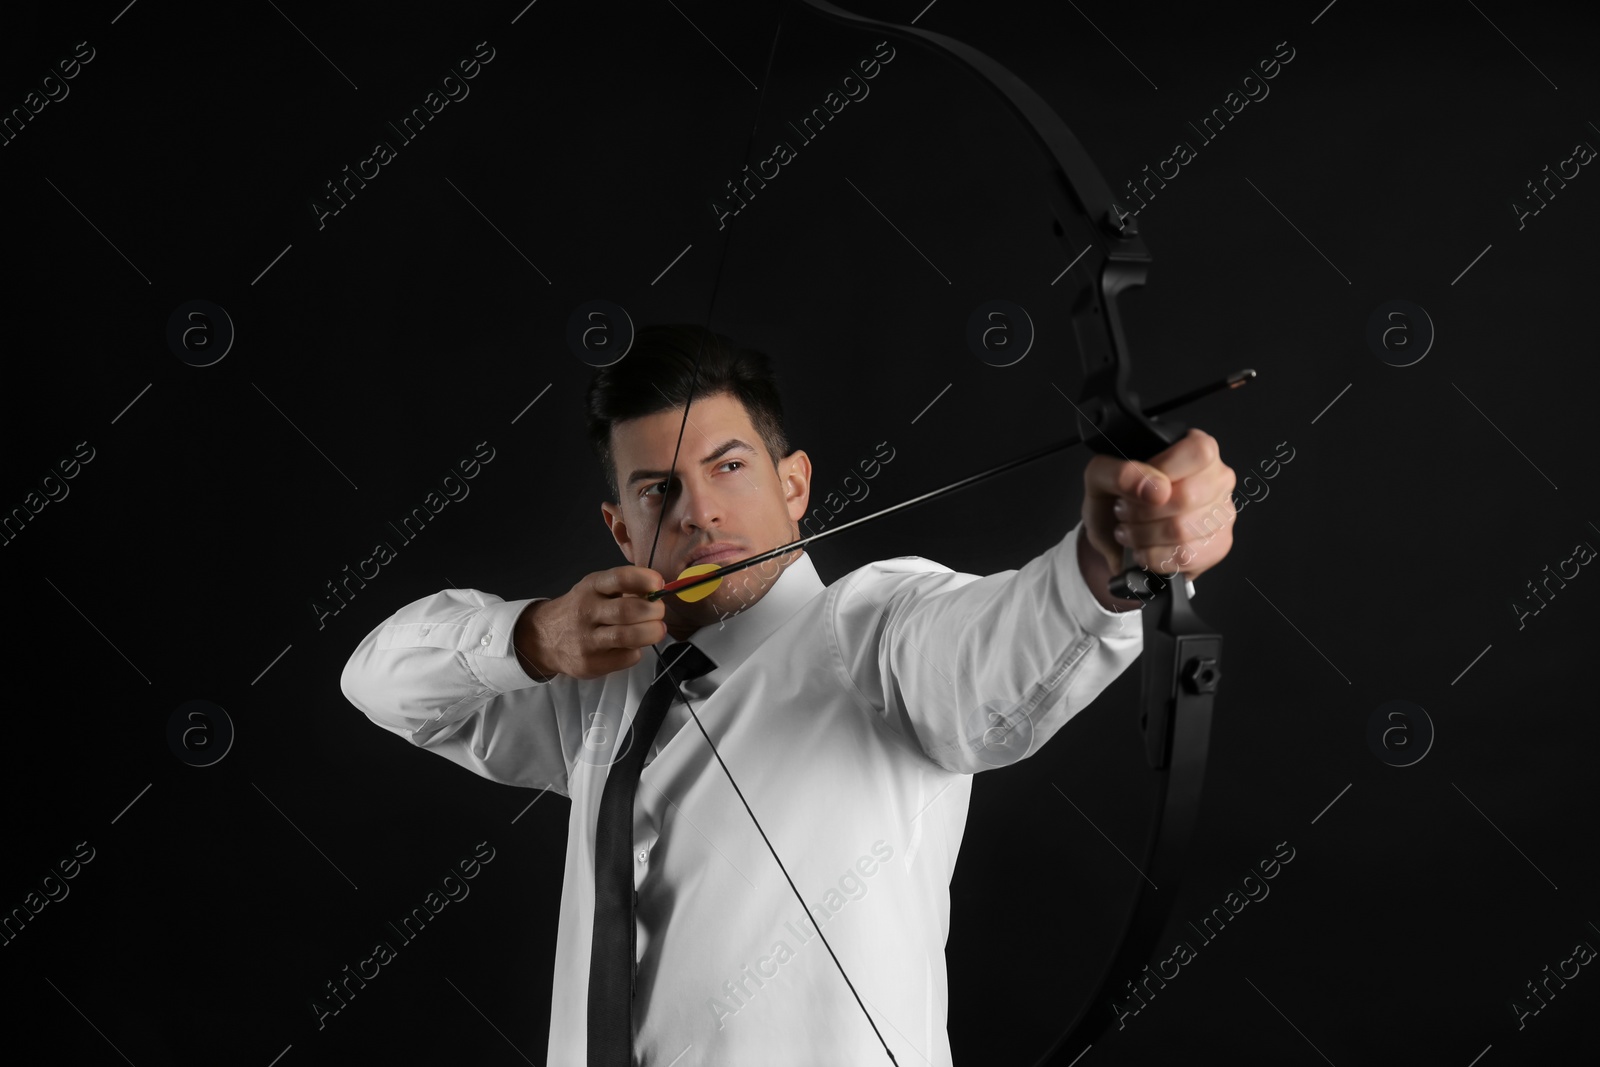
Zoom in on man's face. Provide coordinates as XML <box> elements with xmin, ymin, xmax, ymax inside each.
<box><xmin>600</xmin><ymin>391</ymin><xmax>811</xmax><ymax>637</ymax></box>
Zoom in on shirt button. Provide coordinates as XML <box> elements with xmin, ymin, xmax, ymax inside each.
<box><xmin>636</xmin><ymin>848</ymin><xmax>649</xmax><ymax>863</ymax></box>
<box><xmin>480</xmin><ymin>634</ymin><xmax>492</xmax><ymax>647</ymax></box>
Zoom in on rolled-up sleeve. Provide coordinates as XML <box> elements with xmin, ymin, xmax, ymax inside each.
<box><xmin>827</xmin><ymin>521</ymin><xmax>1146</xmax><ymax>774</ymax></box>
<box><xmin>339</xmin><ymin>588</ymin><xmax>575</xmax><ymax>794</ymax></box>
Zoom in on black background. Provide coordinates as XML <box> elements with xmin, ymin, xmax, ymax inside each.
<box><xmin>2</xmin><ymin>0</ymin><xmax>1596</xmax><ymax>1064</ymax></box>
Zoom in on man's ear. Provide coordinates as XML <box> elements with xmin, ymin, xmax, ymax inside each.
<box><xmin>600</xmin><ymin>500</ymin><xmax>633</xmax><ymax>559</ymax></box>
<box><xmin>781</xmin><ymin>449</ymin><xmax>812</xmax><ymax>524</ymax></box>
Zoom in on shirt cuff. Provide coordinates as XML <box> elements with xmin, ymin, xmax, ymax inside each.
<box><xmin>466</xmin><ymin>596</ymin><xmax>550</xmax><ymax>692</ymax></box>
<box><xmin>1064</xmin><ymin>523</ymin><xmax>1197</xmax><ymax>638</ymax></box>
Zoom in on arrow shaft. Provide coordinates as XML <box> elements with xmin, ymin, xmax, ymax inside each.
<box><xmin>647</xmin><ymin>369</ymin><xmax>1253</xmax><ymax>601</ymax></box>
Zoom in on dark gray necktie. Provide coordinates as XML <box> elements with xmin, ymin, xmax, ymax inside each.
<box><xmin>588</xmin><ymin>640</ymin><xmax>716</xmax><ymax>1066</ymax></box>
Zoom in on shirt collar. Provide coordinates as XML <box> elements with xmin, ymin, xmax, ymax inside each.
<box><xmin>680</xmin><ymin>551</ymin><xmax>824</xmax><ymax>681</ymax></box>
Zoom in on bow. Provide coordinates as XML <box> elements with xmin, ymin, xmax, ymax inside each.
<box><xmin>645</xmin><ymin>1</ymin><xmax>1225</xmax><ymax>1061</ymax></box>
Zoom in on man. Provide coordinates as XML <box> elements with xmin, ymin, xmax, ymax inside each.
<box><xmin>340</xmin><ymin>324</ymin><xmax>1237</xmax><ymax>1065</ymax></box>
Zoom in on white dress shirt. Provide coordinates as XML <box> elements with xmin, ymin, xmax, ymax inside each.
<box><xmin>341</xmin><ymin>520</ymin><xmax>1170</xmax><ymax>1066</ymax></box>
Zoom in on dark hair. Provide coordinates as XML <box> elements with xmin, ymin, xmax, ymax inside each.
<box><xmin>586</xmin><ymin>324</ymin><xmax>791</xmax><ymax>499</ymax></box>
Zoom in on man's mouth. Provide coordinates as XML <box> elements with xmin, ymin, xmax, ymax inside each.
<box><xmin>685</xmin><ymin>543</ymin><xmax>745</xmax><ymax>569</ymax></box>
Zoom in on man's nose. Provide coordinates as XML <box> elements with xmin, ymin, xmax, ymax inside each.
<box><xmin>673</xmin><ymin>477</ymin><xmax>722</xmax><ymax>529</ymax></box>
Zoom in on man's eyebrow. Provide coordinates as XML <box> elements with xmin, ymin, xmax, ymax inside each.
<box><xmin>626</xmin><ymin>438</ymin><xmax>757</xmax><ymax>487</ymax></box>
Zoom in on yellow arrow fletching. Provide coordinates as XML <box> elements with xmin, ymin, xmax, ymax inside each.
<box><xmin>672</xmin><ymin>562</ymin><xmax>724</xmax><ymax>602</ymax></box>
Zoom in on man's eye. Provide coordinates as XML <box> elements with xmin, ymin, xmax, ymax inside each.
<box><xmin>640</xmin><ymin>461</ymin><xmax>741</xmax><ymax>500</ymax></box>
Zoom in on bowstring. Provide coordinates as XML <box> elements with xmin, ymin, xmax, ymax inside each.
<box><xmin>635</xmin><ymin>2</ymin><xmax>897</xmax><ymax>1061</ymax></box>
